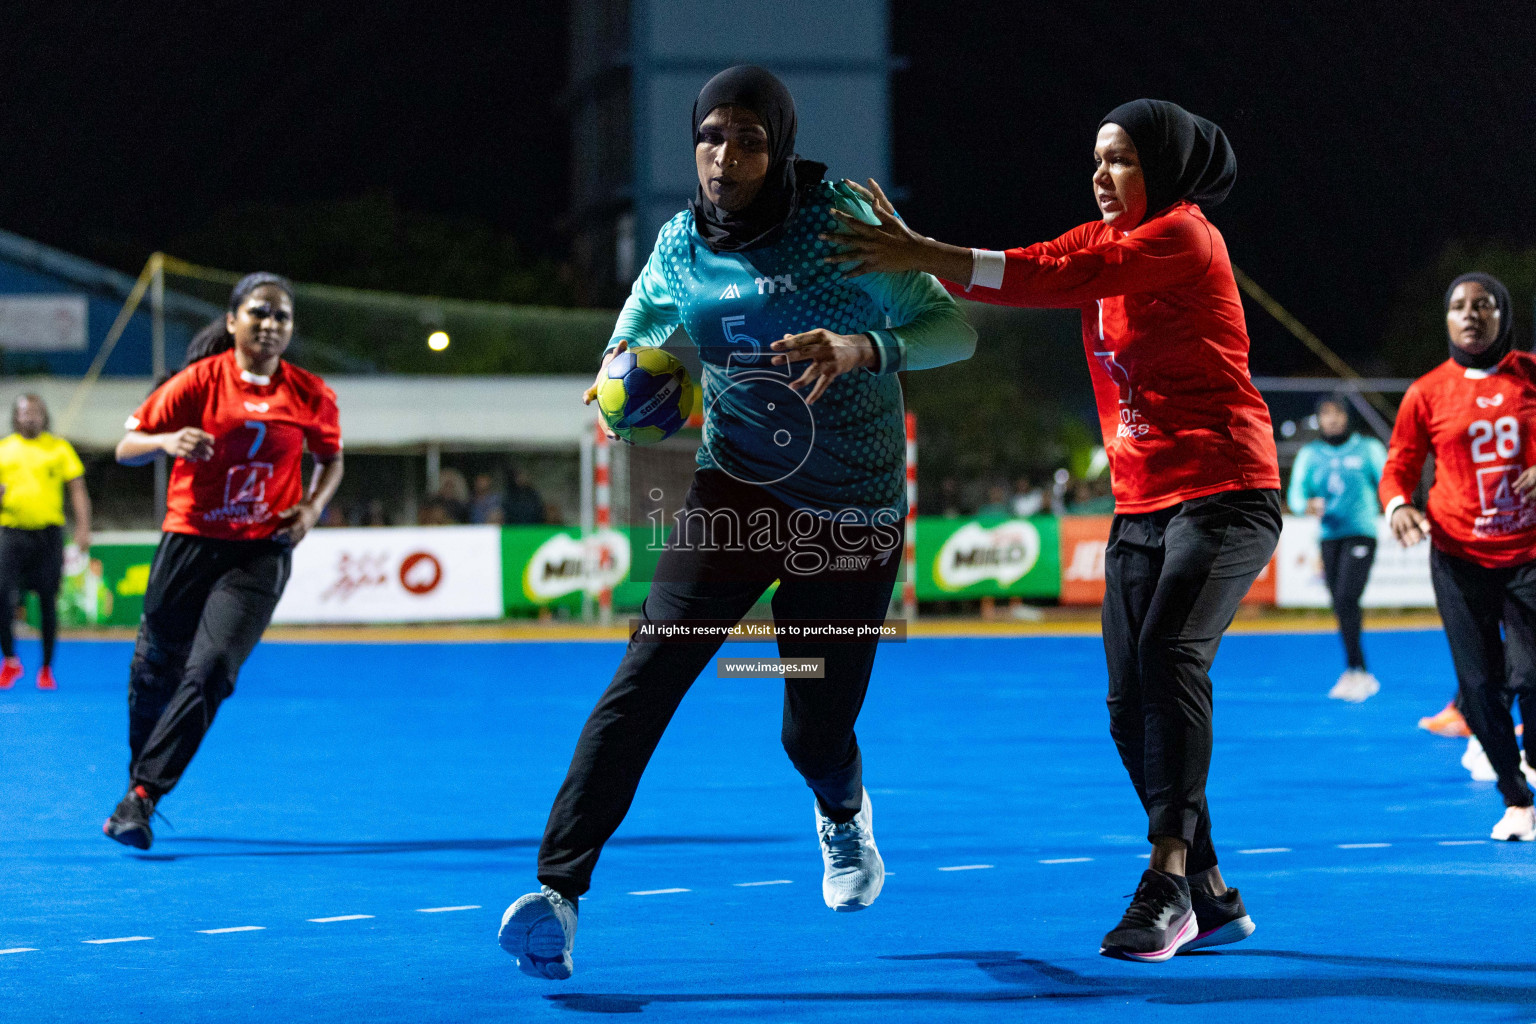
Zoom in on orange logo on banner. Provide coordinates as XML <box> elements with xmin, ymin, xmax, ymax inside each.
<box><xmin>399</xmin><ymin>552</ymin><xmax>444</xmax><ymax>595</ymax></box>
<box><xmin>1057</xmin><ymin>515</ymin><xmax>1275</xmax><ymax>606</ymax></box>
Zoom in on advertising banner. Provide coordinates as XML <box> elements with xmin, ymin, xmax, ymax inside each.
<box><xmin>502</xmin><ymin>526</ymin><xmax>638</xmax><ymax>612</ymax></box>
<box><xmin>915</xmin><ymin>515</ymin><xmax>1060</xmax><ymax>600</ymax></box>
<box><xmin>38</xmin><ymin>532</ymin><xmax>159</xmax><ymax>628</ymax></box>
<box><xmin>1057</xmin><ymin>515</ymin><xmax>1277</xmax><ymax>607</ymax></box>
<box><xmin>272</xmin><ymin>526</ymin><xmax>503</xmax><ymax>623</ymax></box>
<box><xmin>1275</xmin><ymin>515</ymin><xmax>1433</xmax><ymax>608</ymax></box>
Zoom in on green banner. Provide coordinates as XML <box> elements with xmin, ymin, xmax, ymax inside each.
<box><xmin>21</xmin><ymin>540</ymin><xmax>159</xmax><ymax>629</ymax></box>
<box><xmin>914</xmin><ymin>514</ymin><xmax>1061</xmax><ymax>601</ymax></box>
<box><xmin>500</xmin><ymin>525</ymin><xmax>646</xmax><ymax>615</ymax></box>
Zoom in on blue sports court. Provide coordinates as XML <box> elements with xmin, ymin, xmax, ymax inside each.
<box><xmin>1</xmin><ymin>627</ymin><xmax>1531</xmax><ymax>1022</ymax></box>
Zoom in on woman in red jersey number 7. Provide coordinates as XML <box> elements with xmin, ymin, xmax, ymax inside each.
<box><xmin>103</xmin><ymin>273</ymin><xmax>343</xmax><ymax>850</ymax></box>
<box><xmin>825</xmin><ymin>99</ymin><xmax>1281</xmax><ymax>962</ymax></box>
<box><xmin>1382</xmin><ymin>273</ymin><xmax>1536</xmax><ymax>843</ymax></box>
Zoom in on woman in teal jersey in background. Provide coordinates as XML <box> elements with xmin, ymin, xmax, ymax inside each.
<box><xmin>1288</xmin><ymin>394</ymin><xmax>1387</xmax><ymax>702</ymax></box>
<box><xmin>498</xmin><ymin>65</ymin><xmax>975</xmax><ymax>981</ymax></box>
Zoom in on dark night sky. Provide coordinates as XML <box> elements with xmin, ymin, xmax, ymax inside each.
<box><xmin>1</xmin><ymin>2</ymin><xmax>1532</xmax><ymax>374</ymax></box>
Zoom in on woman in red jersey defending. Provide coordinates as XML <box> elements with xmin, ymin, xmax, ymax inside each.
<box><xmin>823</xmin><ymin>99</ymin><xmax>1281</xmax><ymax>962</ymax></box>
<box><xmin>103</xmin><ymin>273</ymin><xmax>344</xmax><ymax>850</ymax></box>
<box><xmin>1382</xmin><ymin>272</ymin><xmax>1536</xmax><ymax>842</ymax></box>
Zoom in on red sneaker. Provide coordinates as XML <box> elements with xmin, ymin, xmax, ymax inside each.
<box><xmin>1418</xmin><ymin>701</ymin><xmax>1471</xmax><ymax>738</ymax></box>
<box><xmin>35</xmin><ymin>666</ymin><xmax>57</xmax><ymax>690</ymax></box>
<box><xmin>0</xmin><ymin>657</ymin><xmax>21</xmax><ymax>690</ymax></box>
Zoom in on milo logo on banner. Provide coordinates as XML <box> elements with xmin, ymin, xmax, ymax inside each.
<box><xmin>523</xmin><ymin>530</ymin><xmax>632</xmax><ymax>602</ymax></box>
<box><xmin>933</xmin><ymin>520</ymin><xmax>1042</xmax><ymax>591</ymax></box>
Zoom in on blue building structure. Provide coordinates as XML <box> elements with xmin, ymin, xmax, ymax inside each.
<box><xmin>566</xmin><ymin>0</ymin><xmax>895</xmax><ymax>306</ymax></box>
<box><xmin>0</xmin><ymin>230</ymin><xmax>212</xmax><ymax>377</ymax></box>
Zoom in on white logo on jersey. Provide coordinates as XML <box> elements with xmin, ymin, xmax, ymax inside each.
<box><xmin>1477</xmin><ymin>393</ymin><xmax>1506</xmax><ymax>409</ymax></box>
<box><xmin>755</xmin><ymin>274</ymin><xmax>796</xmax><ymax>294</ymax></box>
<box><xmin>244</xmin><ymin>401</ymin><xmax>270</xmax><ymax>412</ymax></box>
<box><xmin>719</xmin><ymin>283</ymin><xmax>742</xmax><ymax>300</ymax></box>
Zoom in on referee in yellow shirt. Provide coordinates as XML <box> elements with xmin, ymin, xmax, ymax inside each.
<box><xmin>0</xmin><ymin>394</ymin><xmax>91</xmax><ymax>690</ymax></box>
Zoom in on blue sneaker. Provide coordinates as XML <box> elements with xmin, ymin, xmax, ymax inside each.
<box><xmin>499</xmin><ymin>885</ymin><xmax>578</xmax><ymax>980</ymax></box>
<box><xmin>816</xmin><ymin>787</ymin><xmax>884</xmax><ymax>911</ymax></box>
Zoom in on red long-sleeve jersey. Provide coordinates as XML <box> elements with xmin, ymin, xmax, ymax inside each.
<box><xmin>953</xmin><ymin>201</ymin><xmax>1279</xmax><ymax>514</ymax></box>
<box><xmin>1380</xmin><ymin>352</ymin><xmax>1536</xmax><ymax>568</ymax></box>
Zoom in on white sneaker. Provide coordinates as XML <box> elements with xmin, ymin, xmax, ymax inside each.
<box><xmin>816</xmin><ymin>787</ymin><xmax>884</xmax><ymax>912</ymax></box>
<box><xmin>1463</xmin><ymin>736</ymin><xmax>1498</xmax><ymax>782</ymax></box>
<box><xmin>1328</xmin><ymin>670</ymin><xmax>1380</xmax><ymax>703</ymax></box>
<box><xmin>1491</xmin><ymin>805</ymin><xmax>1536</xmax><ymax>841</ymax></box>
<box><xmin>499</xmin><ymin>885</ymin><xmax>578</xmax><ymax>980</ymax></box>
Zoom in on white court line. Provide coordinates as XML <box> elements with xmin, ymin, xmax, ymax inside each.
<box><xmin>0</xmin><ymin>948</ymin><xmax>38</xmax><ymax>955</ymax></box>
<box><xmin>1039</xmin><ymin>857</ymin><xmax>1093</xmax><ymax>864</ymax></box>
<box><xmin>1338</xmin><ymin>843</ymin><xmax>1391</xmax><ymax>849</ymax></box>
<box><xmin>1438</xmin><ymin>840</ymin><xmax>1488</xmax><ymax>846</ymax></box>
<box><xmin>628</xmin><ymin>888</ymin><xmax>689</xmax><ymax>896</ymax></box>
<box><xmin>1238</xmin><ymin>848</ymin><xmax>1292</xmax><ymax>854</ymax></box>
<box><xmin>937</xmin><ymin>864</ymin><xmax>994</xmax><ymax>872</ymax></box>
<box><xmin>82</xmin><ymin>936</ymin><xmax>153</xmax><ymax>944</ymax></box>
<box><xmin>307</xmin><ymin>915</ymin><xmax>374</xmax><ymax>923</ymax></box>
<box><xmin>197</xmin><ymin>926</ymin><xmax>265</xmax><ymax>934</ymax></box>
<box><xmin>416</xmin><ymin>906</ymin><xmax>481</xmax><ymax>913</ymax></box>
<box><xmin>733</xmin><ymin>880</ymin><xmax>793</xmax><ymax>887</ymax></box>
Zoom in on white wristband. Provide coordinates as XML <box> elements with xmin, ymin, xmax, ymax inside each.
<box><xmin>1383</xmin><ymin>496</ymin><xmax>1407</xmax><ymax>518</ymax></box>
<box><xmin>969</xmin><ymin>249</ymin><xmax>1007</xmax><ymax>290</ymax></box>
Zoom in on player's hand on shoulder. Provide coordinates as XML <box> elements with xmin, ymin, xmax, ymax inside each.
<box><xmin>822</xmin><ymin>178</ymin><xmax>929</xmax><ymax>278</ymax></box>
<box><xmin>1390</xmin><ymin>504</ymin><xmax>1429</xmax><ymax>547</ymax></box>
<box><xmin>164</xmin><ymin>427</ymin><xmax>215</xmax><ymax>461</ymax></box>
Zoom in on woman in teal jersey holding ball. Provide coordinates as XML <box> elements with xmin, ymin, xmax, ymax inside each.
<box><xmin>499</xmin><ymin>65</ymin><xmax>975</xmax><ymax>980</ymax></box>
<box><xmin>1287</xmin><ymin>394</ymin><xmax>1387</xmax><ymax>701</ymax></box>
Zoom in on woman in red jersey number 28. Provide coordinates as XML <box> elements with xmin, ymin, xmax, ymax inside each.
<box><xmin>103</xmin><ymin>273</ymin><xmax>343</xmax><ymax>850</ymax></box>
<box><xmin>1382</xmin><ymin>273</ymin><xmax>1536</xmax><ymax>843</ymax></box>
<box><xmin>826</xmin><ymin>99</ymin><xmax>1282</xmax><ymax>962</ymax></box>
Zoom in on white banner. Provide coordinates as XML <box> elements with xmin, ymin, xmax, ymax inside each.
<box><xmin>1276</xmin><ymin>515</ymin><xmax>1434</xmax><ymax>608</ymax></box>
<box><xmin>0</xmin><ymin>295</ymin><xmax>88</xmax><ymax>351</ymax></box>
<box><xmin>272</xmin><ymin>526</ymin><xmax>503</xmax><ymax>623</ymax></box>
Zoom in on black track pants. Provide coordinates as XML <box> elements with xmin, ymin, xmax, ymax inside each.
<box><xmin>1429</xmin><ymin>547</ymin><xmax>1536</xmax><ymax>809</ymax></box>
<box><xmin>1321</xmin><ymin>536</ymin><xmax>1376</xmax><ymax>671</ymax></box>
<box><xmin>0</xmin><ymin>525</ymin><xmax>63</xmax><ymax>666</ymax></box>
<box><xmin>127</xmin><ymin>532</ymin><xmax>291</xmax><ymax>798</ymax></box>
<box><xmin>537</xmin><ymin>470</ymin><xmax>902</xmax><ymax>900</ymax></box>
<box><xmin>1102</xmin><ymin>489</ymin><xmax>1282</xmax><ymax>874</ymax></box>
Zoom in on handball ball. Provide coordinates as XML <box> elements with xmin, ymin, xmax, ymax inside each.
<box><xmin>596</xmin><ymin>347</ymin><xmax>695</xmax><ymax>445</ymax></box>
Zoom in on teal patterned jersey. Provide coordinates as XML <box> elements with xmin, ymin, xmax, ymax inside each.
<box><xmin>609</xmin><ymin>180</ymin><xmax>975</xmax><ymax>516</ymax></box>
<box><xmin>1287</xmin><ymin>432</ymin><xmax>1388</xmax><ymax>540</ymax></box>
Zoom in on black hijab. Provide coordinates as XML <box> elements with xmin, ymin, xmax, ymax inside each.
<box><xmin>688</xmin><ymin>65</ymin><xmax>826</xmax><ymax>253</ymax></box>
<box><xmin>1099</xmin><ymin>99</ymin><xmax>1237</xmax><ymax>219</ymax></box>
<box><xmin>1316</xmin><ymin>393</ymin><xmax>1353</xmax><ymax>446</ymax></box>
<box><xmin>1445</xmin><ymin>272</ymin><xmax>1515</xmax><ymax>371</ymax></box>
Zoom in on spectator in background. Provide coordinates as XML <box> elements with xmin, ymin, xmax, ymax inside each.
<box><xmin>318</xmin><ymin>504</ymin><xmax>346</xmax><ymax>528</ymax></box>
<box><xmin>502</xmin><ymin>467</ymin><xmax>545</xmax><ymax>525</ymax></box>
<box><xmin>1068</xmin><ymin>477</ymin><xmax>1116</xmax><ymax>515</ymax></box>
<box><xmin>358</xmin><ymin>499</ymin><xmax>389</xmax><ymax>527</ymax></box>
<box><xmin>939</xmin><ymin>477</ymin><xmax>962</xmax><ymax>518</ymax></box>
<box><xmin>1011</xmin><ymin>475</ymin><xmax>1045</xmax><ymax>518</ymax></box>
<box><xmin>436</xmin><ymin>468</ymin><xmax>471</xmax><ymax>524</ymax></box>
<box><xmin>976</xmin><ymin>482</ymin><xmax>1011</xmax><ymax>518</ymax></box>
<box><xmin>471</xmin><ymin>473</ymin><xmax>505</xmax><ymax>525</ymax></box>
